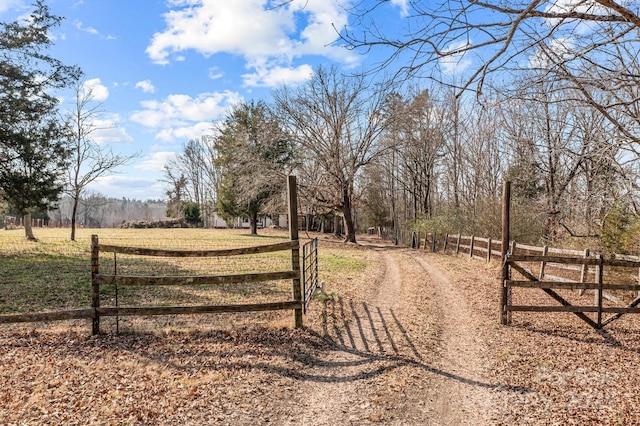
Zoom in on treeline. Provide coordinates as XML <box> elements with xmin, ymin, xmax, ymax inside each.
<box><xmin>47</xmin><ymin>195</ymin><xmax>166</xmax><ymax>228</ymax></box>
<box><xmin>5</xmin><ymin>2</ymin><xmax>640</xmax><ymax>251</ymax></box>
<box><xmin>3</xmin><ymin>195</ymin><xmax>166</xmax><ymax>229</ymax></box>
<box><xmin>165</xmin><ymin>70</ymin><xmax>640</xmax><ymax>251</ymax></box>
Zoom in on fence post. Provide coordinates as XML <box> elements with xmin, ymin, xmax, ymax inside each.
<box><xmin>432</xmin><ymin>232</ymin><xmax>437</xmax><ymax>252</ymax></box>
<box><xmin>455</xmin><ymin>233</ymin><xmax>461</xmax><ymax>254</ymax></box>
<box><xmin>469</xmin><ymin>235</ymin><xmax>475</xmax><ymax>259</ymax></box>
<box><xmin>637</xmin><ymin>256</ymin><xmax>640</xmax><ymax>298</ymax></box>
<box><xmin>287</xmin><ymin>175</ymin><xmax>303</xmax><ymax>329</ymax></box>
<box><xmin>424</xmin><ymin>232</ymin><xmax>429</xmax><ymax>251</ymax></box>
<box><xmin>539</xmin><ymin>245</ymin><xmax>549</xmax><ymax>280</ymax></box>
<box><xmin>579</xmin><ymin>249</ymin><xmax>590</xmax><ymax>296</ymax></box>
<box><xmin>91</xmin><ymin>234</ymin><xmax>100</xmax><ymax>335</ymax></box>
<box><xmin>487</xmin><ymin>238</ymin><xmax>492</xmax><ymax>263</ymax></box>
<box><xmin>302</xmin><ymin>241</ymin><xmax>307</xmax><ymax>314</ymax></box>
<box><xmin>595</xmin><ymin>254</ymin><xmax>603</xmax><ymax>328</ymax></box>
<box><xmin>500</xmin><ymin>181</ymin><xmax>511</xmax><ymax>325</ymax></box>
<box><xmin>444</xmin><ymin>233</ymin><xmax>449</xmax><ymax>253</ymax></box>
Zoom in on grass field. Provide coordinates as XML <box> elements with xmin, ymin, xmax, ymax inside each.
<box><xmin>0</xmin><ymin>227</ymin><xmax>368</xmax><ymax>333</ymax></box>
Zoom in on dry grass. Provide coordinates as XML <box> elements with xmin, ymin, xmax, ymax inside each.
<box><xmin>0</xmin><ymin>230</ymin><xmax>393</xmax><ymax>425</ymax></box>
<box><xmin>0</xmin><ymin>228</ymin><xmax>377</xmax><ymax>334</ymax></box>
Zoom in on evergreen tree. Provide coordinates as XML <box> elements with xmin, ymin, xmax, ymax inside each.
<box><xmin>214</xmin><ymin>100</ymin><xmax>294</xmax><ymax>235</ymax></box>
<box><xmin>0</xmin><ymin>1</ymin><xmax>80</xmax><ymax>239</ymax></box>
<box><xmin>182</xmin><ymin>201</ymin><xmax>201</xmax><ymax>226</ymax></box>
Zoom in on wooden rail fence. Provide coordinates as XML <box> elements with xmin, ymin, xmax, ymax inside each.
<box><xmin>90</xmin><ymin>234</ymin><xmax>304</xmax><ymax>335</ymax></box>
<box><xmin>404</xmin><ymin>230</ymin><xmax>502</xmax><ymax>263</ymax></box>
<box><xmin>0</xmin><ymin>176</ymin><xmax>309</xmax><ymax>334</ymax></box>
<box><xmin>503</xmin><ymin>253</ymin><xmax>640</xmax><ymax>329</ymax></box>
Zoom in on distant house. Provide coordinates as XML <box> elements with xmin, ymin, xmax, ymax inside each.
<box><xmin>210</xmin><ymin>212</ymin><xmax>274</xmax><ymax>229</ymax></box>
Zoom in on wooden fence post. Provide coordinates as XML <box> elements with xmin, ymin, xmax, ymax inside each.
<box><xmin>487</xmin><ymin>238</ymin><xmax>492</xmax><ymax>263</ymax></box>
<box><xmin>596</xmin><ymin>254</ymin><xmax>603</xmax><ymax>328</ymax></box>
<box><xmin>287</xmin><ymin>175</ymin><xmax>303</xmax><ymax>329</ymax></box>
<box><xmin>432</xmin><ymin>232</ymin><xmax>437</xmax><ymax>252</ymax></box>
<box><xmin>469</xmin><ymin>235</ymin><xmax>475</xmax><ymax>259</ymax></box>
<box><xmin>500</xmin><ymin>181</ymin><xmax>511</xmax><ymax>325</ymax></box>
<box><xmin>444</xmin><ymin>233</ymin><xmax>449</xmax><ymax>253</ymax></box>
<box><xmin>539</xmin><ymin>245</ymin><xmax>549</xmax><ymax>280</ymax></box>
<box><xmin>455</xmin><ymin>233</ymin><xmax>461</xmax><ymax>254</ymax></box>
<box><xmin>637</xmin><ymin>257</ymin><xmax>640</xmax><ymax>298</ymax></box>
<box><xmin>579</xmin><ymin>248</ymin><xmax>590</xmax><ymax>296</ymax></box>
<box><xmin>91</xmin><ymin>234</ymin><xmax>100</xmax><ymax>335</ymax></box>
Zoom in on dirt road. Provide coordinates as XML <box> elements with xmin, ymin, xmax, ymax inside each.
<box><xmin>286</xmin><ymin>236</ymin><xmax>497</xmax><ymax>425</ymax></box>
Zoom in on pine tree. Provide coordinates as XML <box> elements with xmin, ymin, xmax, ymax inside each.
<box><xmin>214</xmin><ymin>100</ymin><xmax>294</xmax><ymax>235</ymax></box>
<box><xmin>0</xmin><ymin>1</ymin><xmax>80</xmax><ymax>239</ymax></box>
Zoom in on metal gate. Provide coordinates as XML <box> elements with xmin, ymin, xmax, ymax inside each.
<box><xmin>302</xmin><ymin>238</ymin><xmax>319</xmax><ymax>313</ymax></box>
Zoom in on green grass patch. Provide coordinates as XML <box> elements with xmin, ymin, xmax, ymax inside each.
<box><xmin>320</xmin><ymin>252</ymin><xmax>368</xmax><ymax>274</ymax></box>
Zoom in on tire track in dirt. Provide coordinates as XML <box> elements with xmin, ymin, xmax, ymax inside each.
<box><xmin>411</xmin><ymin>254</ymin><xmax>492</xmax><ymax>425</ymax></box>
<box><xmin>285</xmin><ymin>240</ymin><xmax>435</xmax><ymax>425</ymax></box>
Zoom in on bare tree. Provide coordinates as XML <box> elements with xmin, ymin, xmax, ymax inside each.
<box><xmin>342</xmin><ymin>2</ymin><xmax>640</xmax><ymax>146</ymax></box>
<box><xmin>386</xmin><ymin>88</ymin><xmax>446</xmax><ymax>220</ymax></box>
<box><xmin>274</xmin><ymin>66</ymin><xmax>392</xmax><ymax>243</ymax></box>
<box><xmin>65</xmin><ymin>77</ymin><xmax>137</xmax><ymax>240</ymax></box>
<box><xmin>164</xmin><ymin>136</ymin><xmax>219</xmax><ymax>227</ymax></box>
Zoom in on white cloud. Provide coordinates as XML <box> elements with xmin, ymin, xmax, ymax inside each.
<box><xmin>135</xmin><ymin>151</ymin><xmax>178</xmax><ymax>171</ymax></box>
<box><xmin>88</xmin><ymin>175</ymin><xmax>167</xmax><ymax>200</ymax></box>
<box><xmin>208</xmin><ymin>66</ymin><xmax>223</xmax><ymax>80</ymax></box>
<box><xmin>146</xmin><ymin>0</ymin><xmax>357</xmax><ymax>87</ymax></box>
<box><xmin>93</xmin><ymin>123</ymin><xmax>135</xmax><ymax>145</ymax></box>
<box><xmin>146</xmin><ymin>0</ymin><xmax>290</xmax><ymax>65</ymax></box>
<box><xmin>73</xmin><ymin>19</ymin><xmax>115</xmax><ymax>39</ymax></box>
<box><xmin>440</xmin><ymin>40</ymin><xmax>472</xmax><ymax>75</ymax></box>
<box><xmin>390</xmin><ymin>0</ymin><xmax>409</xmax><ymax>17</ymax></box>
<box><xmin>156</xmin><ymin>122</ymin><xmax>214</xmax><ymax>143</ymax></box>
<box><xmin>130</xmin><ymin>90</ymin><xmax>242</xmax><ymax>142</ymax></box>
<box><xmin>135</xmin><ymin>80</ymin><xmax>156</xmax><ymax>93</ymax></box>
<box><xmin>529</xmin><ymin>37</ymin><xmax>576</xmax><ymax>68</ymax></box>
<box><xmin>544</xmin><ymin>0</ymin><xmax>608</xmax><ymax>33</ymax></box>
<box><xmin>74</xmin><ymin>20</ymin><xmax>98</xmax><ymax>35</ymax></box>
<box><xmin>0</xmin><ymin>0</ymin><xmax>23</xmax><ymax>14</ymax></box>
<box><xmin>243</xmin><ymin>62</ymin><xmax>313</xmax><ymax>87</ymax></box>
<box><xmin>82</xmin><ymin>78</ymin><xmax>109</xmax><ymax>102</ymax></box>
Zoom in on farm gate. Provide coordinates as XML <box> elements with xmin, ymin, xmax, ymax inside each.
<box><xmin>500</xmin><ymin>181</ymin><xmax>640</xmax><ymax>329</ymax></box>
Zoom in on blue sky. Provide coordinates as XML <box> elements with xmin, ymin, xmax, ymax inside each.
<box><xmin>0</xmin><ymin>0</ymin><xmax>410</xmax><ymax>200</ymax></box>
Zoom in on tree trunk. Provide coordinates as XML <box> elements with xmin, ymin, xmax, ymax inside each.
<box><xmin>24</xmin><ymin>213</ymin><xmax>36</xmax><ymax>241</ymax></box>
<box><xmin>250</xmin><ymin>211</ymin><xmax>258</xmax><ymax>235</ymax></box>
<box><xmin>333</xmin><ymin>214</ymin><xmax>341</xmax><ymax>238</ymax></box>
<box><xmin>70</xmin><ymin>195</ymin><xmax>79</xmax><ymax>241</ymax></box>
<box><xmin>342</xmin><ymin>188</ymin><xmax>357</xmax><ymax>243</ymax></box>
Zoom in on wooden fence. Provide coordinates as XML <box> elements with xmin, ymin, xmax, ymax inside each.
<box><xmin>405</xmin><ymin>230</ymin><xmax>502</xmax><ymax>263</ymax></box>
<box><xmin>89</xmin><ymin>235</ymin><xmax>303</xmax><ymax>335</ymax></box>
<box><xmin>0</xmin><ymin>176</ymin><xmax>309</xmax><ymax>334</ymax></box>
<box><xmin>398</xmin><ymin>227</ymin><xmax>640</xmax><ymax>329</ymax></box>
<box><xmin>504</xmin><ymin>253</ymin><xmax>640</xmax><ymax>329</ymax></box>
